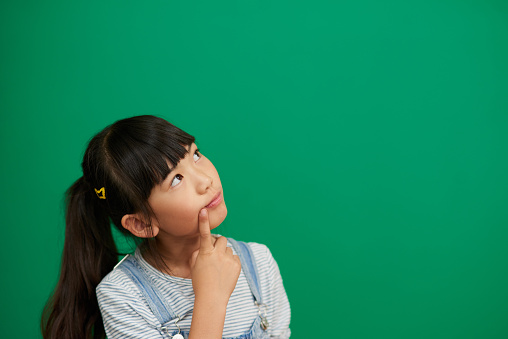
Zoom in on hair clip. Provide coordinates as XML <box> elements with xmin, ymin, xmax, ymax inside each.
<box><xmin>94</xmin><ymin>187</ymin><xmax>106</xmax><ymax>199</ymax></box>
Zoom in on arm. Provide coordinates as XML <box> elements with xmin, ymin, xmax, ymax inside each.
<box><xmin>188</xmin><ymin>208</ymin><xmax>242</xmax><ymax>339</ymax></box>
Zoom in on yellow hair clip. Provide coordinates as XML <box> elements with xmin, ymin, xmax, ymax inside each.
<box><xmin>94</xmin><ymin>187</ymin><xmax>106</xmax><ymax>199</ymax></box>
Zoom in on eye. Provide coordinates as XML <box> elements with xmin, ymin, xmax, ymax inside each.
<box><xmin>170</xmin><ymin>174</ymin><xmax>183</xmax><ymax>187</ymax></box>
<box><xmin>193</xmin><ymin>149</ymin><xmax>201</xmax><ymax>162</ymax></box>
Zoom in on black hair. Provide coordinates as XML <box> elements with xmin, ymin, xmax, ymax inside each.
<box><xmin>41</xmin><ymin>115</ymin><xmax>195</xmax><ymax>339</ymax></box>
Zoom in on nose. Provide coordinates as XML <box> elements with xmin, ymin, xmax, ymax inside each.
<box><xmin>195</xmin><ymin>169</ymin><xmax>213</xmax><ymax>194</ymax></box>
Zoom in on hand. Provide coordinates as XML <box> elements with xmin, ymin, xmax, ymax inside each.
<box><xmin>189</xmin><ymin>209</ymin><xmax>241</xmax><ymax>306</ymax></box>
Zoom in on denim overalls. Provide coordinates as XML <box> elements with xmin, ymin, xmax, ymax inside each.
<box><xmin>116</xmin><ymin>238</ymin><xmax>271</xmax><ymax>339</ymax></box>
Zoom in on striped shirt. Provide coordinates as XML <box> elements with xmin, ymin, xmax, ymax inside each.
<box><xmin>96</xmin><ymin>238</ymin><xmax>291</xmax><ymax>338</ymax></box>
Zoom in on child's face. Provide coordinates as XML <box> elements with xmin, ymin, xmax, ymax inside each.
<box><xmin>147</xmin><ymin>143</ymin><xmax>227</xmax><ymax>238</ymax></box>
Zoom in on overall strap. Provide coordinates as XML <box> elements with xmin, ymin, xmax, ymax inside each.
<box><xmin>228</xmin><ymin>238</ymin><xmax>263</xmax><ymax>304</ymax></box>
<box><xmin>115</xmin><ymin>255</ymin><xmax>178</xmax><ymax>326</ymax></box>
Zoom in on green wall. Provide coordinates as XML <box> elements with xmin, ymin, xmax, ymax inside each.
<box><xmin>1</xmin><ymin>0</ymin><xmax>508</xmax><ymax>338</ymax></box>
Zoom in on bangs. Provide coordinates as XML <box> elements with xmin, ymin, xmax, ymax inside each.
<box><xmin>104</xmin><ymin>116</ymin><xmax>195</xmax><ymax>200</ymax></box>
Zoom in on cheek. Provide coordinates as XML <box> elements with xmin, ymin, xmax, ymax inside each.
<box><xmin>173</xmin><ymin>202</ymin><xmax>200</xmax><ymax>225</ymax></box>
<box><xmin>213</xmin><ymin>168</ymin><xmax>222</xmax><ymax>185</ymax></box>
<box><xmin>208</xmin><ymin>201</ymin><xmax>228</xmax><ymax>229</ymax></box>
<box><xmin>176</xmin><ymin>206</ymin><xmax>199</xmax><ymax>223</ymax></box>
<box><xmin>152</xmin><ymin>199</ymin><xmax>201</xmax><ymax>234</ymax></box>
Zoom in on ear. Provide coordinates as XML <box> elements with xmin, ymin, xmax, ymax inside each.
<box><xmin>121</xmin><ymin>213</ymin><xmax>159</xmax><ymax>238</ymax></box>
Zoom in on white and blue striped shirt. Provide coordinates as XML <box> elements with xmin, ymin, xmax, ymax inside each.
<box><xmin>96</xmin><ymin>239</ymin><xmax>291</xmax><ymax>338</ymax></box>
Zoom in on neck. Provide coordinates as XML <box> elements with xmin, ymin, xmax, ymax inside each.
<box><xmin>158</xmin><ymin>232</ymin><xmax>201</xmax><ymax>266</ymax></box>
<box><xmin>141</xmin><ymin>232</ymin><xmax>214</xmax><ymax>278</ymax></box>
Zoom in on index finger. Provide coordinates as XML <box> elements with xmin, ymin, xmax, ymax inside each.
<box><xmin>198</xmin><ymin>208</ymin><xmax>214</xmax><ymax>252</ymax></box>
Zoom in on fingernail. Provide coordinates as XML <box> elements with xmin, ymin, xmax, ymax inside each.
<box><xmin>200</xmin><ymin>209</ymin><xmax>206</xmax><ymax>217</ymax></box>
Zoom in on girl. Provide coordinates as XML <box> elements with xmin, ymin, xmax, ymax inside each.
<box><xmin>41</xmin><ymin>115</ymin><xmax>291</xmax><ymax>339</ymax></box>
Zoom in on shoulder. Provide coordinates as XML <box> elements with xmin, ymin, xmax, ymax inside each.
<box><xmin>98</xmin><ymin>265</ymin><xmax>132</xmax><ymax>293</ymax></box>
<box><xmin>246</xmin><ymin>241</ymin><xmax>278</xmax><ymax>270</ymax></box>
<box><xmin>227</xmin><ymin>238</ymin><xmax>274</xmax><ymax>263</ymax></box>
<box><xmin>96</xmin><ymin>262</ymin><xmax>146</xmax><ymax>309</ymax></box>
<box><xmin>97</xmin><ymin>261</ymin><xmax>140</xmax><ymax>295</ymax></box>
<box><xmin>96</xmin><ymin>257</ymin><xmax>161</xmax><ymax>333</ymax></box>
<box><xmin>227</xmin><ymin>238</ymin><xmax>280</xmax><ymax>281</ymax></box>
<box><xmin>246</xmin><ymin>241</ymin><xmax>272</xmax><ymax>258</ymax></box>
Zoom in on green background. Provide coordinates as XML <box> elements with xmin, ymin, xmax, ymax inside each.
<box><xmin>1</xmin><ymin>0</ymin><xmax>508</xmax><ymax>338</ymax></box>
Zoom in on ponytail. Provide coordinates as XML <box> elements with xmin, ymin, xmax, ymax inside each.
<box><xmin>41</xmin><ymin>115</ymin><xmax>196</xmax><ymax>338</ymax></box>
<box><xmin>42</xmin><ymin>177</ymin><xmax>118</xmax><ymax>339</ymax></box>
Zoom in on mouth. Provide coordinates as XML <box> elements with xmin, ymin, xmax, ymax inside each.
<box><xmin>205</xmin><ymin>190</ymin><xmax>223</xmax><ymax>209</ymax></box>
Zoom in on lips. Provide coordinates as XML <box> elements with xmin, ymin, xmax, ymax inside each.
<box><xmin>205</xmin><ymin>191</ymin><xmax>223</xmax><ymax>208</ymax></box>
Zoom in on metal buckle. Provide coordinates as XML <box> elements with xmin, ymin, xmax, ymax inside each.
<box><xmin>254</xmin><ymin>301</ymin><xmax>269</xmax><ymax>330</ymax></box>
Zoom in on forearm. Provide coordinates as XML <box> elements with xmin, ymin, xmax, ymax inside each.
<box><xmin>188</xmin><ymin>297</ymin><xmax>227</xmax><ymax>339</ymax></box>
<box><xmin>188</xmin><ymin>215</ymin><xmax>241</xmax><ymax>339</ymax></box>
